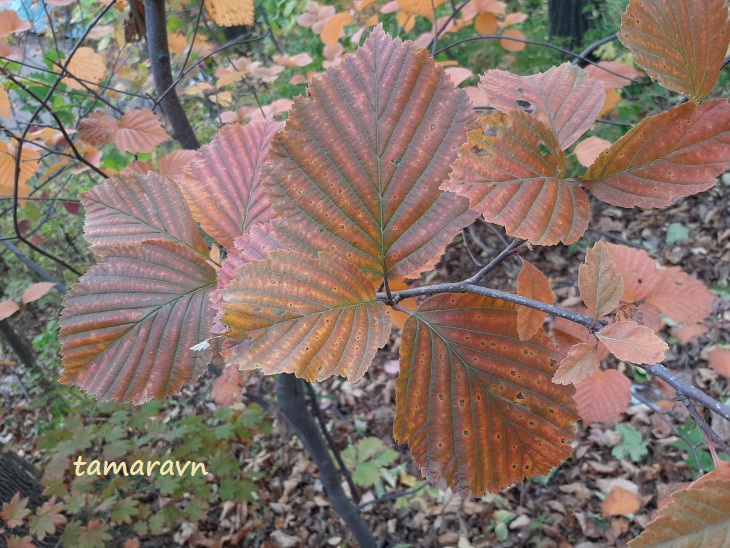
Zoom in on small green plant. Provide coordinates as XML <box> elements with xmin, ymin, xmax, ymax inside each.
<box><xmin>341</xmin><ymin>437</ymin><xmax>399</xmax><ymax>489</ymax></box>
<box><xmin>612</xmin><ymin>423</ymin><xmax>649</xmax><ymax>463</ymax></box>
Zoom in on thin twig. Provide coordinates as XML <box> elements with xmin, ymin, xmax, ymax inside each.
<box><xmin>679</xmin><ymin>395</ymin><xmax>730</xmax><ymax>456</ymax></box>
<box><xmin>358</xmin><ymin>482</ymin><xmax>428</xmax><ymax>509</ymax></box>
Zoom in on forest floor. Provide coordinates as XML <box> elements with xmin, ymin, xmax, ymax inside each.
<box><xmin>2</xmin><ymin>180</ymin><xmax>729</xmax><ymax>547</ymax></box>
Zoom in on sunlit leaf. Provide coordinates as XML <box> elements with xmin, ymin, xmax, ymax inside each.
<box><xmin>578</xmin><ymin>241</ymin><xmax>624</xmax><ymax>320</ymax></box>
<box><xmin>204</xmin><ymin>0</ymin><xmax>254</xmax><ymax>27</ymax></box>
<box><xmin>573</xmin><ymin>368</ymin><xmax>631</xmax><ymax>423</ymax></box>
<box><xmin>602</xmin><ymin>486</ymin><xmax>641</xmax><ymax>516</ymax></box>
<box><xmin>480</xmin><ymin>63</ymin><xmax>605</xmax><ymax>149</ymax></box>
<box><xmin>516</xmin><ymin>259</ymin><xmax>554</xmax><ymax>340</ymax></box>
<box><xmin>582</xmin><ymin>100</ymin><xmax>730</xmax><ymax>208</ymax></box>
<box><xmin>320</xmin><ymin>12</ymin><xmax>352</xmax><ymax>46</ymax></box>
<box><xmin>596</xmin><ymin>321</ymin><xmax>667</xmax><ymax>364</ymax></box>
<box><xmin>629</xmin><ymin>479</ymin><xmax>730</xmax><ymax>547</ymax></box>
<box><xmin>115</xmin><ymin>109</ymin><xmax>171</xmax><ymax>154</ymax></box>
<box><xmin>395</xmin><ymin>293</ymin><xmax>577</xmax><ymax>496</ymax></box>
<box><xmin>553</xmin><ymin>339</ymin><xmax>602</xmax><ymax>386</ymax></box>
<box><xmin>619</xmin><ymin>0</ymin><xmax>730</xmax><ymax>102</ymax></box>
<box><xmin>443</xmin><ymin>110</ymin><xmax>590</xmax><ymax>245</ymax></box>
<box><xmin>81</xmin><ymin>173</ymin><xmax>209</xmax><ymax>257</ymax></box>
<box><xmin>59</xmin><ymin>241</ymin><xmax>216</xmax><ymax>404</ymax></box>
<box><xmin>220</xmin><ymin>250</ymin><xmax>391</xmax><ymax>382</ymax></box>
<box><xmin>574</xmin><ymin>136</ymin><xmax>611</xmax><ymax>168</ymax></box>
<box><xmin>60</xmin><ymin>47</ymin><xmax>107</xmax><ymax>91</ymax></box>
<box><xmin>264</xmin><ymin>27</ymin><xmax>476</xmax><ymax>281</ymax></box>
<box><xmin>0</xmin><ymin>300</ymin><xmax>20</xmax><ymax>321</ymax></box>
<box><xmin>0</xmin><ymin>141</ymin><xmax>40</xmax><ymax>198</ymax></box>
<box><xmin>397</xmin><ymin>0</ymin><xmax>447</xmax><ymax>20</ymax></box>
<box><xmin>181</xmin><ymin>119</ymin><xmax>282</xmax><ymax>248</ymax></box>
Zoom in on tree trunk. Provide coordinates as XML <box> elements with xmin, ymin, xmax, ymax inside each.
<box><xmin>548</xmin><ymin>0</ymin><xmax>593</xmax><ymax>46</ymax></box>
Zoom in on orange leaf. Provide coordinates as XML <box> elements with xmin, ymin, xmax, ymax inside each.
<box><xmin>211</xmin><ymin>364</ymin><xmax>250</xmax><ymax>406</ymax></box>
<box><xmin>0</xmin><ymin>83</ymin><xmax>10</xmax><ymax>119</ymax></box>
<box><xmin>671</xmin><ymin>323</ymin><xmax>708</xmax><ymax>344</ymax></box>
<box><xmin>181</xmin><ymin>119</ymin><xmax>282</xmax><ymax>248</ymax></box>
<box><xmin>582</xmin><ymin>100</ymin><xmax>730</xmax><ymax>208</ymax></box>
<box><xmin>553</xmin><ymin>339</ymin><xmax>602</xmax><ymax>386</ymax></box>
<box><xmin>619</xmin><ymin>0</ymin><xmax>730</xmax><ymax>102</ymax></box>
<box><xmin>204</xmin><ymin>0</ymin><xmax>254</xmax><ymax>27</ymax></box>
<box><xmin>707</xmin><ymin>347</ymin><xmax>730</xmax><ymax>378</ymax></box>
<box><xmin>158</xmin><ymin>149</ymin><xmax>198</xmax><ymax>182</ymax></box>
<box><xmin>516</xmin><ymin>259</ymin><xmax>554</xmax><ymax>340</ymax></box>
<box><xmin>320</xmin><ymin>12</ymin><xmax>351</xmax><ymax>46</ymax></box>
<box><xmin>395</xmin><ymin>293</ymin><xmax>577</xmax><ymax>496</ymax></box>
<box><xmin>573</xmin><ymin>368</ymin><xmax>631</xmax><ymax>423</ymax></box>
<box><xmin>0</xmin><ymin>9</ymin><xmax>32</xmax><ymax>37</ymax></box>
<box><xmin>0</xmin><ymin>142</ymin><xmax>40</xmax><ymax>198</ymax></box>
<box><xmin>78</xmin><ymin>111</ymin><xmax>119</xmax><ymax>148</ymax></box>
<box><xmin>220</xmin><ymin>251</ymin><xmax>391</xmax><ymax>382</ymax></box>
<box><xmin>596</xmin><ymin>321</ymin><xmax>667</xmax><ymax>365</ymax></box>
<box><xmin>443</xmin><ymin>110</ymin><xmax>590</xmax><ymax>246</ymax></box>
<box><xmin>397</xmin><ymin>0</ymin><xmax>447</xmax><ymax>20</ymax></box>
<box><xmin>380</xmin><ymin>278</ymin><xmax>417</xmax><ymax>330</ymax></box>
<box><xmin>115</xmin><ymin>109</ymin><xmax>170</xmax><ymax>154</ymax></box>
<box><xmin>598</xmin><ymin>87</ymin><xmax>620</xmax><ymax>117</ymax></box>
<box><xmin>602</xmin><ymin>486</ymin><xmax>641</xmax><ymax>516</ymax></box>
<box><xmin>60</xmin><ymin>47</ymin><xmax>106</xmax><ymax>90</ymax></box>
<box><xmin>500</xmin><ymin>29</ymin><xmax>526</xmax><ymax>51</ymax></box>
<box><xmin>645</xmin><ymin>267</ymin><xmax>715</xmax><ymax>324</ymax></box>
<box><xmin>0</xmin><ymin>300</ymin><xmax>20</xmax><ymax>321</ymax></box>
<box><xmin>629</xmin><ymin>479</ymin><xmax>730</xmax><ymax>547</ymax></box>
<box><xmin>480</xmin><ymin>63</ymin><xmax>605</xmax><ymax>150</ymax></box>
<box><xmin>578</xmin><ymin>241</ymin><xmax>624</xmax><ymax>320</ymax></box>
<box><xmin>574</xmin><ymin>136</ymin><xmax>611</xmax><ymax>168</ymax></box>
<box><xmin>264</xmin><ymin>27</ymin><xmax>476</xmax><ymax>281</ymax></box>
<box><xmin>475</xmin><ymin>13</ymin><xmax>497</xmax><ymax>35</ymax></box>
<box><xmin>585</xmin><ymin>61</ymin><xmax>640</xmax><ymax>89</ymax></box>
<box><xmin>22</xmin><ymin>282</ymin><xmax>57</xmax><ymax>305</ymax></box>
<box><xmin>605</xmin><ymin>243</ymin><xmax>659</xmax><ymax>303</ymax></box>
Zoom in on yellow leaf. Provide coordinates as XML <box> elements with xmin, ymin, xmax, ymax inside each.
<box><xmin>475</xmin><ymin>13</ymin><xmax>497</xmax><ymax>35</ymax></box>
<box><xmin>320</xmin><ymin>12</ymin><xmax>352</xmax><ymax>46</ymax></box>
<box><xmin>0</xmin><ymin>141</ymin><xmax>40</xmax><ymax>198</ymax></box>
<box><xmin>396</xmin><ymin>11</ymin><xmax>415</xmax><ymax>33</ymax></box>
<box><xmin>397</xmin><ymin>0</ymin><xmax>446</xmax><ymax>21</ymax></box>
<box><xmin>204</xmin><ymin>0</ymin><xmax>254</xmax><ymax>26</ymax></box>
<box><xmin>59</xmin><ymin>47</ymin><xmax>107</xmax><ymax>91</ymax></box>
<box><xmin>599</xmin><ymin>87</ymin><xmax>620</xmax><ymax>117</ymax></box>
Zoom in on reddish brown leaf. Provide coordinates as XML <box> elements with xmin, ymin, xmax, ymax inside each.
<box><xmin>181</xmin><ymin>120</ymin><xmax>282</xmax><ymax>248</ymax></box>
<box><xmin>115</xmin><ymin>109</ymin><xmax>170</xmax><ymax>154</ymax></box>
<box><xmin>573</xmin><ymin>369</ymin><xmax>632</xmax><ymax>423</ymax></box>
<box><xmin>120</xmin><ymin>161</ymin><xmax>155</xmax><ymax>176</ymax></box>
<box><xmin>211</xmin><ymin>364</ymin><xmax>250</xmax><ymax>406</ymax></box>
<box><xmin>443</xmin><ymin>110</ymin><xmax>590</xmax><ymax>245</ymax></box>
<box><xmin>645</xmin><ymin>267</ymin><xmax>715</xmax><ymax>324</ymax></box>
<box><xmin>1</xmin><ymin>493</ymin><xmax>31</xmax><ymax>528</ymax></box>
<box><xmin>264</xmin><ymin>26</ymin><xmax>476</xmax><ymax>281</ymax></box>
<box><xmin>629</xmin><ymin>480</ymin><xmax>730</xmax><ymax>547</ymax></box>
<box><xmin>479</xmin><ymin>63</ymin><xmax>605</xmax><ymax>149</ymax></box>
<box><xmin>605</xmin><ymin>243</ymin><xmax>659</xmax><ymax>303</ymax></box>
<box><xmin>220</xmin><ymin>251</ymin><xmax>391</xmax><ymax>382</ymax></box>
<box><xmin>395</xmin><ymin>293</ymin><xmax>578</xmax><ymax>496</ymax></box>
<box><xmin>574</xmin><ymin>136</ymin><xmax>611</xmax><ymax>168</ymax></box>
<box><xmin>0</xmin><ymin>300</ymin><xmax>20</xmax><ymax>321</ymax></box>
<box><xmin>81</xmin><ymin>173</ymin><xmax>209</xmax><ymax>257</ymax></box>
<box><xmin>516</xmin><ymin>259</ymin><xmax>554</xmax><ymax>340</ymax></box>
<box><xmin>578</xmin><ymin>241</ymin><xmax>624</xmax><ymax>320</ymax></box>
<box><xmin>582</xmin><ymin>100</ymin><xmax>730</xmax><ymax>208</ymax></box>
<box><xmin>619</xmin><ymin>0</ymin><xmax>730</xmax><ymax>102</ymax></box>
<box><xmin>0</xmin><ymin>9</ymin><xmax>32</xmax><ymax>37</ymax></box>
<box><xmin>706</xmin><ymin>347</ymin><xmax>730</xmax><ymax>378</ymax></box>
<box><xmin>552</xmin><ymin>315</ymin><xmax>611</xmax><ymax>359</ymax></box>
<box><xmin>671</xmin><ymin>323</ymin><xmax>709</xmax><ymax>344</ymax></box>
<box><xmin>59</xmin><ymin>241</ymin><xmax>216</xmax><ymax>404</ymax></box>
<box><xmin>602</xmin><ymin>486</ymin><xmax>641</xmax><ymax>516</ymax></box>
<box><xmin>596</xmin><ymin>321</ymin><xmax>667</xmax><ymax>365</ymax></box>
<box><xmin>553</xmin><ymin>339</ymin><xmax>602</xmax><ymax>386</ymax></box>
<box><xmin>158</xmin><ymin>150</ymin><xmax>198</xmax><ymax>182</ymax></box>
<box><xmin>22</xmin><ymin>282</ymin><xmax>56</xmax><ymax>304</ymax></box>
<box><xmin>78</xmin><ymin>111</ymin><xmax>118</xmax><ymax>148</ymax></box>
<box><xmin>60</xmin><ymin>47</ymin><xmax>106</xmax><ymax>91</ymax></box>
<box><xmin>584</xmin><ymin>61</ymin><xmax>640</xmax><ymax>89</ymax></box>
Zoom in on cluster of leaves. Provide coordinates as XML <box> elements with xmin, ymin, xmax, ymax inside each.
<box><xmin>0</xmin><ymin>400</ymin><xmax>271</xmax><ymax>547</ymax></box>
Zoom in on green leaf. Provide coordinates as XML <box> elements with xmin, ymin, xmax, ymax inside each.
<box><xmin>218</xmin><ymin>479</ymin><xmax>256</xmax><ymax>502</ymax></box>
<box><xmin>612</xmin><ymin>423</ymin><xmax>649</xmax><ymax>463</ymax></box>
<box><xmin>111</xmin><ymin>498</ymin><xmax>139</xmax><ymax>525</ymax></box>
<box><xmin>28</xmin><ymin>498</ymin><xmax>67</xmax><ymax>541</ymax></box>
<box><xmin>666</xmin><ymin>222</ymin><xmax>690</xmax><ymax>245</ymax></box>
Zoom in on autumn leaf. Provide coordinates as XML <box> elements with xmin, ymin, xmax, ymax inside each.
<box><xmin>204</xmin><ymin>0</ymin><xmax>254</xmax><ymax>27</ymax></box>
<box><xmin>706</xmin><ymin>347</ymin><xmax>730</xmax><ymax>378</ymax></box>
<box><xmin>596</xmin><ymin>321</ymin><xmax>667</xmax><ymax>365</ymax></box>
<box><xmin>574</xmin><ymin>136</ymin><xmax>611</xmax><ymax>168</ymax></box>
<box><xmin>604</xmin><ymin>243</ymin><xmax>659</xmax><ymax>303</ymax></box>
<box><xmin>578</xmin><ymin>241</ymin><xmax>624</xmax><ymax>320</ymax></box>
<box><xmin>22</xmin><ymin>282</ymin><xmax>57</xmax><ymax>304</ymax></box>
<box><xmin>211</xmin><ymin>364</ymin><xmax>251</xmax><ymax>406</ymax></box>
<box><xmin>59</xmin><ymin>241</ymin><xmax>217</xmax><ymax>404</ymax></box>
<box><xmin>59</xmin><ymin>47</ymin><xmax>107</xmax><ymax>90</ymax></box>
<box><xmin>585</xmin><ymin>61</ymin><xmax>640</xmax><ymax>89</ymax></box>
<box><xmin>0</xmin><ymin>83</ymin><xmax>10</xmax><ymax>119</ymax></box>
<box><xmin>28</xmin><ymin>497</ymin><xmax>66</xmax><ymax>541</ymax></box>
<box><xmin>0</xmin><ymin>141</ymin><xmax>41</xmax><ymax>198</ymax></box>
<box><xmin>264</xmin><ymin>26</ymin><xmax>476</xmax><ymax>281</ymax></box>
<box><xmin>573</xmin><ymin>369</ymin><xmax>632</xmax><ymax>423</ymax></box>
<box><xmin>644</xmin><ymin>267</ymin><xmax>716</xmax><ymax>324</ymax></box>
<box><xmin>516</xmin><ymin>259</ymin><xmax>554</xmax><ymax>340</ymax></box>
<box><xmin>619</xmin><ymin>0</ymin><xmax>730</xmax><ymax>102</ymax></box>
<box><xmin>320</xmin><ymin>12</ymin><xmax>351</xmax><ymax>46</ymax></box>
<box><xmin>582</xmin><ymin>100</ymin><xmax>730</xmax><ymax>208</ymax></box>
<box><xmin>397</xmin><ymin>0</ymin><xmax>447</xmax><ymax>20</ymax></box>
<box><xmin>629</xmin><ymin>479</ymin><xmax>730</xmax><ymax>547</ymax></box>
<box><xmin>115</xmin><ymin>109</ymin><xmax>171</xmax><ymax>154</ymax></box>
<box><xmin>0</xmin><ymin>300</ymin><xmax>20</xmax><ymax>321</ymax></box>
<box><xmin>0</xmin><ymin>9</ymin><xmax>32</xmax><ymax>37</ymax></box>
<box><xmin>220</xmin><ymin>250</ymin><xmax>391</xmax><ymax>382</ymax></box>
<box><xmin>78</xmin><ymin>111</ymin><xmax>118</xmax><ymax>148</ymax></box>
<box><xmin>500</xmin><ymin>29</ymin><xmax>526</xmax><ymax>51</ymax></box>
<box><xmin>480</xmin><ymin>63</ymin><xmax>605</xmax><ymax>149</ymax></box>
<box><xmin>475</xmin><ymin>13</ymin><xmax>497</xmax><ymax>35</ymax></box>
<box><xmin>553</xmin><ymin>339</ymin><xmax>602</xmax><ymax>386</ymax></box>
<box><xmin>443</xmin><ymin>110</ymin><xmax>590</xmax><ymax>245</ymax></box>
<box><xmin>602</xmin><ymin>486</ymin><xmax>641</xmax><ymax>516</ymax></box>
<box><xmin>395</xmin><ymin>293</ymin><xmax>577</xmax><ymax>496</ymax></box>
<box><xmin>1</xmin><ymin>493</ymin><xmax>31</xmax><ymax>528</ymax></box>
